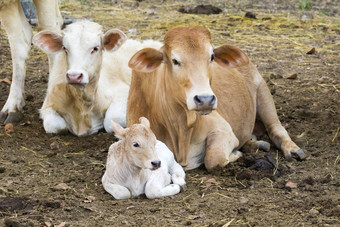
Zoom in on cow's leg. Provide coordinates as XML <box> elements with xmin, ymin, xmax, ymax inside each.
<box><xmin>256</xmin><ymin>80</ymin><xmax>306</xmax><ymax>160</ymax></box>
<box><xmin>104</xmin><ymin>101</ymin><xmax>127</xmax><ymax>132</ymax></box>
<box><xmin>102</xmin><ymin>174</ymin><xmax>131</xmax><ymax>200</ymax></box>
<box><xmin>0</xmin><ymin>1</ymin><xmax>33</xmax><ymax>123</ymax></box>
<box><xmin>33</xmin><ymin>0</ymin><xmax>62</xmax><ymax>79</ymax></box>
<box><xmin>145</xmin><ymin>181</ymin><xmax>180</xmax><ymax>199</ymax></box>
<box><xmin>40</xmin><ymin>107</ymin><xmax>67</xmax><ymax>134</ymax></box>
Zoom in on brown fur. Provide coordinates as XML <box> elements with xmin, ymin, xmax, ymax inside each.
<box><xmin>127</xmin><ymin>26</ymin><xmax>306</xmax><ymax>170</ymax></box>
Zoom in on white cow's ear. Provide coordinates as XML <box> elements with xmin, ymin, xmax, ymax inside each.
<box><xmin>103</xmin><ymin>29</ymin><xmax>127</xmax><ymax>52</ymax></box>
<box><xmin>139</xmin><ymin>117</ymin><xmax>150</xmax><ymax>128</ymax></box>
<box><xmin>33</xmin><ymin>31</ymin><xmax>63</xmax><ymax>54</ymax></box>
<box><xmin>128</xmin><ymin>48</ymin><xmax>164</xmax><ymax>72</ymax></box>
<box><xmin>111</xmin><ymin>120</ymin><xmax>126</xmax><ymax>140</ymax></box>
<box><xmin>213</xmin><ymin>45</ymin><xmax>249</xmax><ymax>68</ymax></box>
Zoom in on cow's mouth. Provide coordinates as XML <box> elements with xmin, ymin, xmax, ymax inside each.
<box><xmin>68</xmin><ymin>83</ymin><xmax>85</xmax><ymax>88</ymax></box>
<box><xmin>196</xmin><ymin>109</ymin><xmax>213</xmax><ymax>115</ymax></box>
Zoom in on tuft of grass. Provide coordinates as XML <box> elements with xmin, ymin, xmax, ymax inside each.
<box><xmin>299</xmin><ymin>0</ymin><xmax>312</xmax><ymax>10</ymax></box>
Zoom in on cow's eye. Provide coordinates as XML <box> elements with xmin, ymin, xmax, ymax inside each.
<box><xmin>91</xmin><ymin>46</ymin><xmax>99</xmax><ymax>54</ymax></box>
<box><xmin>210</xmin><ymin>54</ymin><xmax>215</xmax><ymax>62</ymax></box>
<box><xmin>133</xmin><ymin>142</ymin><xmax>140</xmax><ymax>148</ymax></box>
<box><xmin>172</xmin><ymin>59</ymin><xmax>181</xmax><ymax>66</ymax></box>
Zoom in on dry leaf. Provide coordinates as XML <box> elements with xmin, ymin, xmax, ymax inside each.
<box><xmin>55</xmin><ymin>183</ymin><xmax>70</xmax><ymax>190</ymax></box>
<box><xmin>43</xmin><ymin>222</ymin><xmax>52</xmax><ymax>227</ymax></box>
<box><xmin>285</xmin><ymin>181</ymin><xmax>298</xmax><ymax>189</ymax></box>
<box><xmin>206</xmin><ymin>178</ymin><xmax>220</xmax><ymax>185</ymax></box>
<box><xmin>84</xmin><ymin>196</ymin><xmax>96</xmax><ymax>203</ymax></box>
<box><xmin>5</xmin><ymin>123</ymin><xmax>14</xmax><ymax>134</ymax></box>
<box><xmin>55</xmin><ymin>222</ymin><xmax>66</xmax><ymax>227</ymax></box>
<box><xmin>20</xmin><ymin>121</ymin><xmax>31</xmax><ymax>126</ymax></box>
<box><xmin>306</xmin><ymin>47</ymin><xmax>316</xmax><ymax>55</ymax></box>
<box><xmin>0</xmin><ymin>78</ymin><xmax>11</xmax><ymax>85</ymax></box>
<box><xmin>287</xmin><ymin>74</ymin><xmax>297</xmax><ymax>79</ymax></box>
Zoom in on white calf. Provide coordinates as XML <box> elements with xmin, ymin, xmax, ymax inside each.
<box><xmin>0</xmin><ymin>0</ymin><xmax>62</xmax><ymax>123</ymax></box>
<box><xmin>32</xmin><ymin>21</ymin><xmax>162</xmax><ymax>136</ymax></box>
<box><xmin>102</xmin><ymin>117</ymin><xmax>186</xmax><ymax>199</ymax></box>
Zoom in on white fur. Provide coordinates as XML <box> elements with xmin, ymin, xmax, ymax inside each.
<box><xmin>0</xmin><ymin>0</ymin><xmax>62</xmax><ymax>120</ymax></box>
<box><xmin>36</xmin><ymin>21</ymin><xmax>162</xmax><ymax>136</ymax></box>
<box><xmin>102</xmin><ymin>140</ymin><xmax>185</xmax><ymax>199</ymax></box>
<box><xmin>40</xmin><ymin>108</ymin><xmax>67</xmax><ymax>134</ymax></box>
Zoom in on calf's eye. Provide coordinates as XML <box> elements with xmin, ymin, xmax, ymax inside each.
<box><xmin>172</xmin><ymin>59</ymin><xmax>181</xmax><ymax>66</ymax></box>
<box><xmin>91</xmin><ymin>46</ymin><xmax>99</xmax><ymax>54</ymax></box>
<box><xmin>133</xmin><ymin>142</ymin><xmax>140</xmax><ymax>147</ymax></box>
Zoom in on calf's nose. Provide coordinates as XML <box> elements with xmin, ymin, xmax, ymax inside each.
<box><xmin>66</xmin><ymin>72</ymin><xmax>83</xmax><ymax>84</ymax></box>
<box><xmin>151</xmin><ymin>160</ymin><xmax>161</xmax><ymax>169</ymax></box>
<box><xmin>193</xmin><ymin>95</ymin><xmax>216</xmax><ymax>107</ymax></box>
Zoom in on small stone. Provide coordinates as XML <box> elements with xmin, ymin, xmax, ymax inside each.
<box><xmin>239</xmin><ymin>197</ymin><xmax>249</xmax><ymax>204</ymax></box>
<box><xmin>309</xmin><ymin>208</ymin><xmax>319</xmax><ymax>215</ymax></box>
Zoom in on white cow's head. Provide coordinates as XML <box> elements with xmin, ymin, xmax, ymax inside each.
<box><xmin>33</xmin><ymin>21</ymin><xmax>127</xmax><ymax>86</ymax></box>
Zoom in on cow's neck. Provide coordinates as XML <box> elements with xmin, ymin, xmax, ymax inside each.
<box><xmin>145</xmin><ymin>67</ymin><xmax>198</xmax><ymax>167</ymax></box>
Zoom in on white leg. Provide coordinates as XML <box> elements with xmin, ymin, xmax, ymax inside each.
<box><xmin>0</xmin><ymin>1</ymin><xmax>33</xmax><ymax>123</ymax></box>
<box><xmin>102</xmin><ymin>173</ymin><xmax>131</xmax><ymax>200</ymax></box>
<box><xmin>170</xmin><ymin>162</ymin><xmax>186</xmax><ymax>186</ymax></box>
<box><xmin>145</xmin><ymin>170</ymin><xmax>181</xmax><ymax>199</ymax></box>
<box><xmin>40</xmin><ymin>107</ymin><xmax>67</xmax><ymax>134</ymax></box>
<box><xmin>104</xmin><ymin>102</ymin><xmax>127</xmax><ymax>132</ymax></box>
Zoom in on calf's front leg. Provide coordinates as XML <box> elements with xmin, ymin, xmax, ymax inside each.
<box><xmin>102</xmin><ymin>173</ymin><xmax>131</xmax><ymax>200</ymax></box>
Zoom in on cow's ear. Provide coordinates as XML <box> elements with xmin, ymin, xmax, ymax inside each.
<box><xmin>103</xmin><ymin>29</ymin><xmax>127</xmax><ymax>52</ymax></box>
<box><xmin>139</xmin><ymin>117</ymin><xmax>150</xmax><ymax>128</ymax></box>
<box><xmin>213</xmin><ymin>45</ymin><xmax>249</xmax><ymax>68</ymax></box>
<box><xmin>33</xmin><ymin>31</ymin><xmax>63</xmax><ymax>54</ymax></box>
<box><xmin>111</xmin><ymin>120</ymin><xmax>126</xmax><ymax>140</ymax></box>
<box><xmin>129</xmin><ymin>48</ymin><xmax>164</xmax><ymax>72</ymax></box>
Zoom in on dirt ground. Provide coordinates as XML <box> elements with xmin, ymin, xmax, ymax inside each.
<box><xmin>0</xmin><ymin>0</ymin><xmax>339</xmax><ymax>226</ymax></box>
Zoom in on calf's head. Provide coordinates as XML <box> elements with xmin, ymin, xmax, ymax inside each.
<box><xmin>129</xmin><ymin>26</ymin><xmax>249</xmax><ymax>115</ymax></box>
<box><xmin>33</xmin><ymin>21</ymin><xmax>127</xmax><ymax>86</ymax></box>
<box><xmin>111</xmin><ymin>117</ymin><xmax>161</xmax><ymax>170</ymax></box>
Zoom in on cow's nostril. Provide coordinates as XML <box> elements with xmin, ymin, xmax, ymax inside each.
<box><xmin>151</xmin><ymin>160</ymin><xmax>161</xmax><ymax>168</ymax></box>
<box><xmin>77</xmin><ymin>73</ymin><xmax>83</xmax><ymax>81</ymax></box>
<box><xmin>194</xmin><ymin>95</ymin><xmax>202</xmax><ymax>105</ymax></box>
<box><xmin>210</xmin><ymin>95</ymin><xmax>216</xmax><ymax>106</ymax></box>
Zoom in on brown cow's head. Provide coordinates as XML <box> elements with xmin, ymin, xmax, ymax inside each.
<box><xmin>129</xmin><ymin>26</ymin><xmax>249</xmax><ymax>115</ymax></box>
<box><xmin>33</xmin><ymin>21</ymin><xmax>127</xmax><ymax>87</ymax></box>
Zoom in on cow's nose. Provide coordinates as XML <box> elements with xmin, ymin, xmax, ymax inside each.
<box><xmin>193</xmin><ymin>95</ymin><xmax>216</xmax><ymax>107</ymax></box>
<box><xmin>66</xmin><ymin>72</ymin><xmax>83</xmax><ymax>84</ymax></box>
<box><xmin>151</xmin><ymin>160</ymin><xmax>161</xmax><ymax>169</ymax></box>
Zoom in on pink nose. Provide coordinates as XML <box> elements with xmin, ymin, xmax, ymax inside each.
<box><xmin>66</xmin><ymin>72</ymin><xmax>83</xmax><ymax>84</ymax></box>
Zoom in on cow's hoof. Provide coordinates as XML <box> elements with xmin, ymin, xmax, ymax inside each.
<box><xmin>180</xmin><ymin>184</ymin><xmax>187</xmax><ymax>192</ymax></box>
<box><xmin>4</xmin><ymin>112</ymin><xmax>23</xmax><ymax>124</ymax></box>
<box><xmin>291</xmin><ymin>148</ymin><xmax>307</xmax><ymax>160</ymax></box>
<box><xmin>258</xmin><ymin>140</ymin><xmax>270</xmax><ymax>152</ymax></box>
<box><xmin>0</xmin><ymin>111</ymin><xmax>8</xmax><ymax>123</ymax></box>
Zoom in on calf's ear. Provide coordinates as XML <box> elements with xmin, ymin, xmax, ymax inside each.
<box><xmin>111</xmin><ymin>120</ymin><xmax>126</xmax><ymax>140</ymax></box>
<box><xmin>214</xmin><ymin>45</ymin><xmax>249</xmax><ymax>68</ymax></box>
<box><xmin>33</xmin><ymin>31</ymin><xmax>63</xmax><ymax>54</ymax></box>
<box><xmin>103</xmin><ymin>29</ymin><xmax>127</xmax><ymax>52</ymax></box>
<box><xmin>128</xmin><ymin>48</ymin><xmax>163</xmax><ymax>72</ymax></box>
<box><xmin>139</xmin><ymin>117</ymin><xmax>150</xmax><ymax>128</ymax></box>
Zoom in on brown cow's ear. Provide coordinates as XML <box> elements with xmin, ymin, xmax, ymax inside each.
<box><xmin>213</xmin><ymin>45</ymin><xmax>249</xmax><ymax>68</ymax></box>
<box><xmin>103</xmin><ymin>29</ymin><xmax>127</xmax><ymax>52</ymax></box>
<box><xmin>111</xmin><ymin>120</ymin><xmax>126</xmax><ymax>140</ymax></box>
<box><xmin>32</xmin><ymin>31</ymin><xmax>63</xmax><ymax>54</ymax></box>
<box><xmin>129</xmin><ymin>48</ymin><xmax>164</xmax><ymax>72</ymax></box>
<box><xmin>139</xmin><ymin>117</ymin><xmax>150</xmax><ymax>128</ymax></box>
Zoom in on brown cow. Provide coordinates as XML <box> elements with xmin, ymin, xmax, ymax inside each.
<box><xmin>127</xmin><ymin>26</ymin><xmax>306</xmax><ymax>171</ymax></box>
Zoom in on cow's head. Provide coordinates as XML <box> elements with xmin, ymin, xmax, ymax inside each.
<box><xmin>129</xmin><ymin>26</ymin><xmax>249</xmax><ymax>115</ymax></box>
<box><xmin>111</xmin><ymin>117</ymin><xmax>161</xmax><ymax>170</ymax></box>
<box><xmin>33</xmin><ymin>21</ymin><xmax>127</xmax><ymax>87</ymax></box>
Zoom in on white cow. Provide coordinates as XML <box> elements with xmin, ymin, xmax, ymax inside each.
<box><xmin>102</xmin><ymin>117</ymin><xmax>186</xmax><ymax>200</ymax></box>
<box><xmin>32</xmin><ymin>21</ymin><xmax>162</xmax><ymax>136</ymax></box>
<box><xmin>0</xmin><ymin>0</ymin><xmax>62</xmax><ymax>123</ymax></box>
